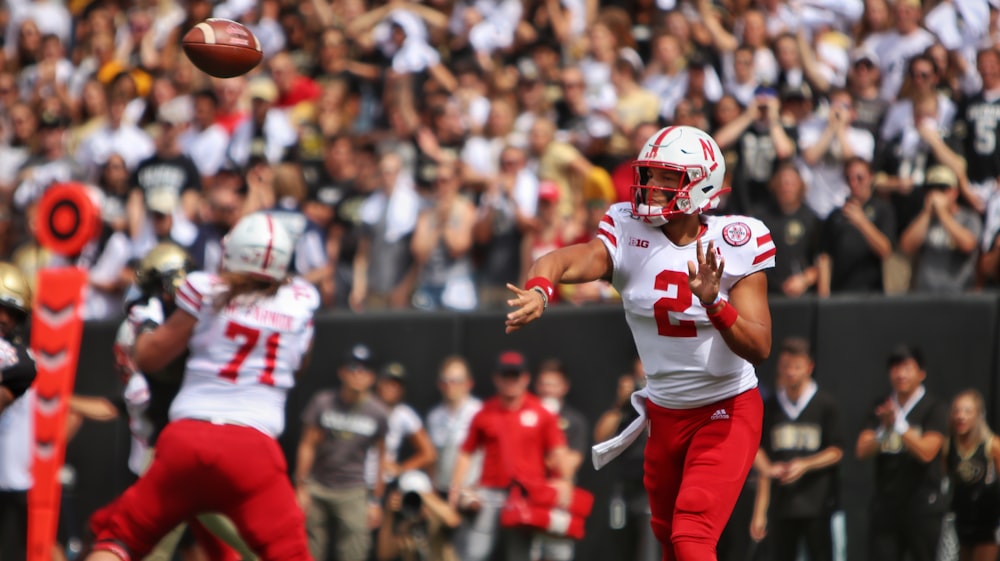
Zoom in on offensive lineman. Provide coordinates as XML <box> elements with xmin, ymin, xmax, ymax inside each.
<box><xmin>86</xmin><ymin>213</ymin><xmax>320</xmax><ymax>561</ymax></box>
<box><xmin>80</xmin><ymin>243</ymin><xmax>254</xmax><ymax>560</ymax></box>
<box><xmin>505</xmin><ymin>125</ymin><xmax>774</xmax><ymax>561</ymax></box>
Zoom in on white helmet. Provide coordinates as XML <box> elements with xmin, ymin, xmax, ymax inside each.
<box><xmin>631</xmin><ymin>126</ymin><xmax>728</xmax><ymax>226</ymax></box>
<box><xmin>222</xmin><ymin>212</ymin><xmax>293</xmax><ymax>281</ymax></box>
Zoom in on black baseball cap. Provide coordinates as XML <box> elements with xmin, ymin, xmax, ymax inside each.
<box><xmin>496</xmin><ymin>351</ymin><xmax>527</xmax><ymax>374</ymax></box>
<box><xmin>344</xmin><ymin>343</ymin><xmax>373</xmax><ymax>369</ymax></box>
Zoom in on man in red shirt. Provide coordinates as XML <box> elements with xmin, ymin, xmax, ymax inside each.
<box><xmin>448</xmin><ymin>351</ymin><xmax>571</xmax><ymax>561</ymax></box>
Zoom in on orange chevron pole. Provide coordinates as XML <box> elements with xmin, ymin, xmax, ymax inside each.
<box><xmin>27</xmin><ymin>183</ymin><xmax>101</xmax><ymax>561</ymax></box>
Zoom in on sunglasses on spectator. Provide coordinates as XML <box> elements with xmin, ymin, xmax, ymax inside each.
<box><xmin>501</xmin><ymin>159</ymin><xmax>522</xmax><ymax>166</ymax></box>
<box><xmin>561</xmin><ymin>81</ymin><xmax>584</xmax><ymax>89</ymax></box>
<box><xmin>912</xmin><ymin>70</ymin><xmax>933</xmax><ymax>79</ymax></box>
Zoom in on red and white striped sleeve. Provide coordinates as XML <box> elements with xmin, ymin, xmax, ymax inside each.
<box><xmin>595</xmin><ymin>203</ymin><xmax>627</xmax><ymax>269</ymax></box>
<box><xmin>175</xmin><ymin>271</ymin><xmax>213</xmax><ymax>318</ymax></box>
<box><xmin>748</xmin><ymin>221</ymin><xmax>776</xmax><ymax>275</ymax></box>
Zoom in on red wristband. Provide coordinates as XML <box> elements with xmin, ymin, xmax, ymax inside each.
<box><xmin>525</xmin><ymin>277</ymin><xmax>555</xmax><ymax>301</ymax></box>
<box><xmin>708</xmin><ymin>300</ymin><xmax>738</xmax><ymax>330</ymax></box>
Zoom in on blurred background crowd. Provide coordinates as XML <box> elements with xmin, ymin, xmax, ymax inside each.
<box><xmin>2</xmin><ymin>0</ymin><xmax>1000</xmax><ymax>316</ymax></box>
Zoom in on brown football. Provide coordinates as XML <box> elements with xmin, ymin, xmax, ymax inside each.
<box><xmin>182</xmin><ymin>18</ymin><xmax>262</xmax><ymax>79</ymax></box>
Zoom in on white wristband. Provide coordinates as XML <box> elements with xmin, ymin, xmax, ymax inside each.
<box><xmin>894</xmin><ymin>418</ymin><xmax>910</xmax><ymax>435</ymax></box>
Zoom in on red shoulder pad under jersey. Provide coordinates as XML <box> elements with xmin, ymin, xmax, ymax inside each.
<box><xmin>175</xmin><ymin>271</ymin><xmax>222</xmax><ymax>317</ymax></box>
<box><xmin>709</xmin><ymin>216</ymin><xmax>776</xmax><ymax>277</ymax></box>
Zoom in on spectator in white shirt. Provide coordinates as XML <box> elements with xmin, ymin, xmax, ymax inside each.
<box><xmin>862</xmin><ymin>0</ymin><xmax>937</xmax><ymax>101</ymax></box>
<box><xmin>74</xmin><ymin>91</ymin><xmax>155</xmax><ymax>181</ymax></box>
<box><xmin>798</xmin><ymin>88</ymin><xmax>876</xmax><ymax>219</ymax></box>
<box><xmin>178</xmin><ymin>88</ymin><xmax>230</xmax><ymax>184</ymax></box>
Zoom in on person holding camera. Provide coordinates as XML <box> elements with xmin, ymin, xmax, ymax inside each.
<box><xmin>817</xmin><ymin>157</ymin><xmax>896</xmax><ymax>296</ymax></box>
<box><xmin>797</xmin><ymin>88</ymin><xmax>876</xmax><ymax>220</ymax></box>
<box><xmin>714</xmin><ymin>82</ymin><xmax>797</xmax><ymax>214</ymax></box>
<box><xmin>375</xmin><ymin>470</ymin><xmax>462</xmax><ymax>561</ymax></box>
<box><xmin>899</xmin><ymin>165</ymin><xmax>981</xmax><ymax>293</ymax></box>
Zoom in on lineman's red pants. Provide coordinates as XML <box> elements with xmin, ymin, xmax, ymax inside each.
<box><xmin>643</xmin><ymin>388</ymin><xmax>763</xmax><ymax>561</ymax></box>
<box><xmin>90</xmin><ymin>419</ymin><xmax>310</xmax><ymax>561</ymax></box>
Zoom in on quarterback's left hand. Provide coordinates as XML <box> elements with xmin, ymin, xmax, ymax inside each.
<box><xmin>505</xmin><ymin>283</ymin><xmax>545</xmax><ymax>334</ymax></box>
<box><xmin>688</xmin><ymin>238</ymin><xmax>724</xmax><ymax>305</ymax></box>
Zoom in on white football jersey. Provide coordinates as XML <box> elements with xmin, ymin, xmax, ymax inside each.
<box><xmin>596</xmin><ymin>204</ymin><xmax>776</xmax><ymax>409</ymax></box>
<box><xmin>169</xmin><ymin>272</ymin><xmax>320</xmax><ymax>438</ymax></box>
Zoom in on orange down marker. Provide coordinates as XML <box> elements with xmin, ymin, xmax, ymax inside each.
<box><xmin>28</xmin><ymin>183</ymin><xmax>100</xmax><ymax>561</ymax></box>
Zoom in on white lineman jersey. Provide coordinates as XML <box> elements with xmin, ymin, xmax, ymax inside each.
<box><xmin>170</xmin><ymin>271</ymin><xmax>320</xmax><ymax>438</ymax></box>
<box><xmin>597</xmin><ymin>204</ymin><xmax>776</xmax><ymax>409</ymax></box>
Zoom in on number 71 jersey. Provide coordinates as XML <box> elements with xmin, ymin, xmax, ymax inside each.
<box><xmin>169</xmin><ymin>271</ymin><xmax>320</xmax><ymax>437</ymax></box>
<box><xmin>597</xmin><ymin>204</ymin><xmax>775</xmax><ymax>407</ymax></box>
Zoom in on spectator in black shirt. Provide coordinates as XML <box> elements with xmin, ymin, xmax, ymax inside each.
<box><xmin>818</xmin><ymin>157</ymin><xmax>896</xmax><ymax>296</ymax></box>
<box><xmin>752</xmin><ymin>337</ymin><xmax>843</xmax><ymax>561</ymax></box>
<box><xmin>855</xmin><ymin>344</ymin><xmax>949</xmax><ymax>561</ymax></box>
<box><xmin>945</xmin><ymin>389</ymin><xmax>1000</xmax><ymax>561</ymax></box>
<box><xmin>754</xmin><ymin>163</ymin><xmax>821</xmax><ymax>297</ymax></box>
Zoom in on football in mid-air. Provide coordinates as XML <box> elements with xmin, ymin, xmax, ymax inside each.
<box><xmin>182</xmin><ymin>18</ymin><xmax>262</xmax><ymax>79</ymax></box>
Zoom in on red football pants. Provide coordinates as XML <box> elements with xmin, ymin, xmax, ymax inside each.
<box><xmin>643</xmin><ymin>389</ymin><xmax>763</xmax><ymax>561</ymax></box>
<box><xmin>90</xmin><ymin>419</ymin><xmax>310</xmax><ymax>561</ymax></box>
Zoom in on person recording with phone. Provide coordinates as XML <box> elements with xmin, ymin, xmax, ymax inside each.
<box><xmin>714</xmin><ymin>82</ymin><xmax>797</xmax><ymax>214</ymax></box>
<box><xmin>796</xmin><ymin>88</ymin><xmax>876</xmax><ymax>221</ymax></box>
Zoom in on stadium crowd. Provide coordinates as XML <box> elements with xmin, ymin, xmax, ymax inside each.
<box><xmin>0</xmin><ymin>0</ymin><xmax>998</xmax><ymax>315</ymax></box>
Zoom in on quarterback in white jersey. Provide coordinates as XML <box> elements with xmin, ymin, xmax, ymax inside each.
<box><xmin>506</xmin><ymin>126</ymin><xmax>773</xmax><ymax>561</ymax></box>
<box><xmin>87</xmin><ymin>213</ymin><xmax>318</xmax><ymax>561</ymax></box>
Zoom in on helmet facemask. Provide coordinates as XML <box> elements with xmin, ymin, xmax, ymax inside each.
<box><xmin>631</xmin><ymin>163</ymin><xmax>711</xmax><ymax>226</ymax></box>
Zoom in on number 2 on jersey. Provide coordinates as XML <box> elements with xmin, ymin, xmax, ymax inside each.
<box><xmin>653</xmin><ymin>270</ymin><xmax>697</xmax><ymax>337</ymax></box>
<box><xmin>219</xmin><ymin>321</ymin><xmax>279</xmax><ymax>385</ymax></box>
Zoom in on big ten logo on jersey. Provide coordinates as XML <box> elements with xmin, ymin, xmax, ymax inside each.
<box><xmin>771</xmin><ymin>423</ymin><xmax>821</xmax><ymax>453</ymax></box>
<box><xmin>628</xmin><ymin>236</ymin><xmax>649</xmax><ymax>248</ymax></box>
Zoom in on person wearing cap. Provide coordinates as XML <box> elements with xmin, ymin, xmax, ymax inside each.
<box><xmin>366</xmin><ymin>361</ymin><xmax>436</xmax><ymax>486</ymax></box>
<box><xmin>847</xmin><ymin>48</ymin><xmax>889</xmax><ymax>139</ymax></box>
<box><xmin>374</xmin><ymin>469</ymin><xmax>461</xmax><ymax>561</ymax></box>
<box><xmin>714</xmin><ymin>75</ymin><xmax>797</xmax><ymax>213</ymax></box>
<box><xmin>296</xmin><ymin>344</ymin><xmax>390</xmax><ymax>561</ymax></box>
<box><xmin>855</xmin><ymin>344</ymin><xmax>948</xmax><ymax>561</ymax></box>
<box><xmin>448</xmin><ymin>351</ymin><xmax>572</xmax><ymax>561</ymax></box>
<box><xmin>899</xmin><ymin>165</ymin><xmax>981</xmax><ymax>293</ymax></box>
